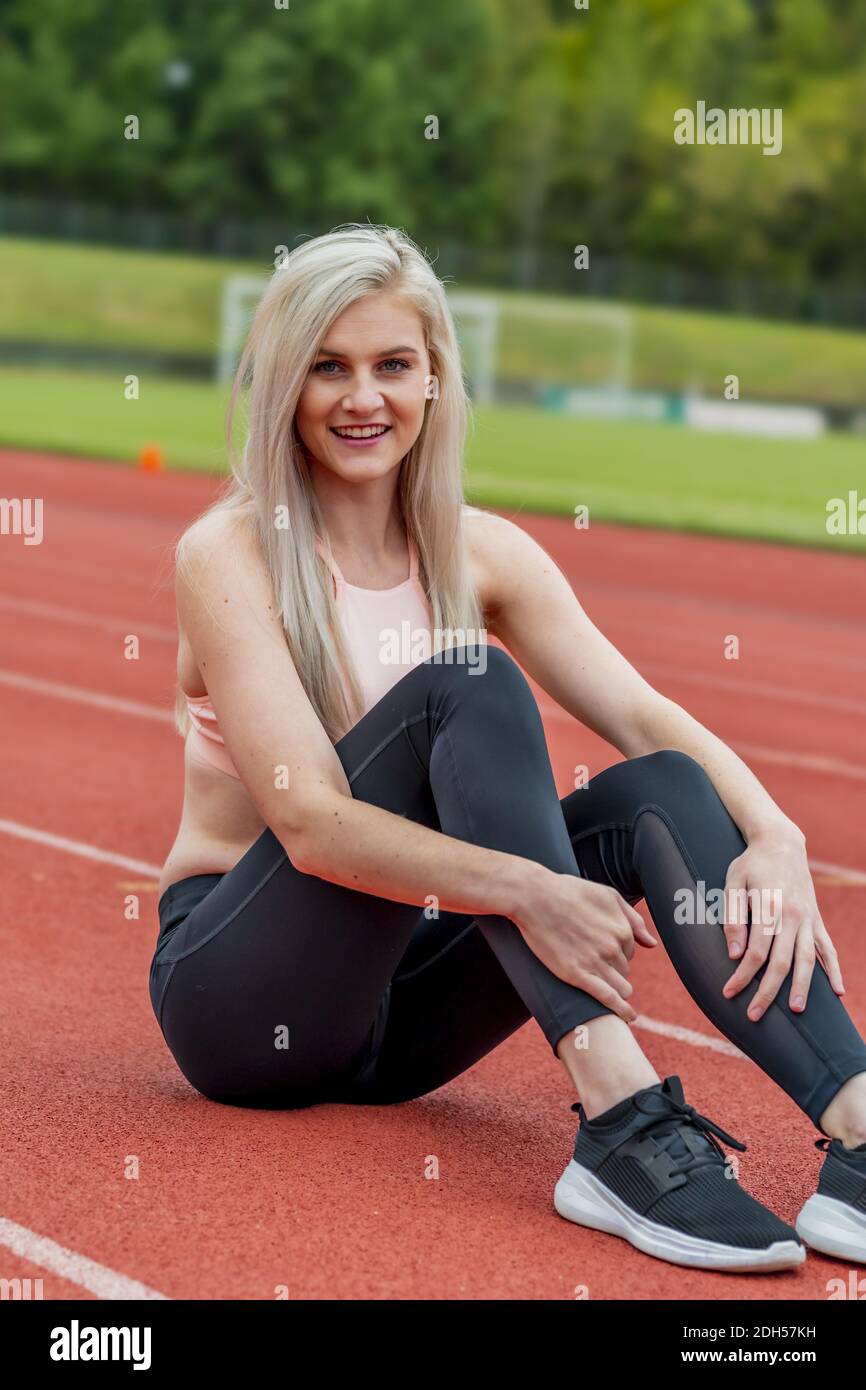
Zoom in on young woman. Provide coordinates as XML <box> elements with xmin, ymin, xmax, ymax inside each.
<box><xmin>151</xmin><ymin>223</ymin><xmax>866</xmax><ymax>1274</ymax></box>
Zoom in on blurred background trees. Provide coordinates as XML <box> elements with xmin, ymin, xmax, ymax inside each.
<box><xmin>2</xmin><ymin>0</ymin><xmax>865</xmax><ymax>292</ymax></box>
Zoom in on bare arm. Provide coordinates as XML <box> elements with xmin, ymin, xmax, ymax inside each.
<box><xmin>484</xmin><ymin>515</ymin><xmax>800</xmax><ymax>845</ymax></box>
<box><xmin>178</xmin><ymin>513</ymin><xmax>544</xmax><ymax>922</ymax></box>
<box><xmin>482</xmin><ymin>515</ymin><xmax>847</xmax><ymax>1018</ymax></box>
<box><xmin>177</xmin><ymin>512</ymin><xmax>647</xmax><ymax>1021</ymax></box>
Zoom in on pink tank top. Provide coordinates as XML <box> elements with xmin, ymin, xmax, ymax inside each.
<box><xmin>184</xmin><ymin>532</ymin><xmax>433</xmax><ymax>780</ymax></box>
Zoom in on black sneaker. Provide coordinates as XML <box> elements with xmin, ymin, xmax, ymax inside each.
<box><xmin>796</xmin><ymin>1136</ymin><xmax>866</xmax><ymax>1261</ymax></box>
<box><xmin>554</xmin><ymin>1075</ymin><xmax>804</xmax><ymax>1271</ymax></box>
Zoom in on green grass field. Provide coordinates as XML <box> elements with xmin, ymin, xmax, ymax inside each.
<box><xmin>4</xmin><ymin>236</ymin><xmax>866</xmax><ymax>406</ymax></box>
<box><xmin>2</xmin><ymin>366</ymin><xmax>863</xmax><ymax>551</ymax></box>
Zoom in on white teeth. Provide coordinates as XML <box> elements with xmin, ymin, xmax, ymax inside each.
<box><xmin>332</xmin><ymin>426</ymin><xmax>389</xmax><ymax>438</ymax></box>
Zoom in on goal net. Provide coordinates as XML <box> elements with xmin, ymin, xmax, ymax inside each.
<box><xmin>216</xmin><ymin>277</ymin><xmax>631</xmax><ymax>408</ymax></box>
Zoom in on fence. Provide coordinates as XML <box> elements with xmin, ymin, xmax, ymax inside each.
<box><xmin>3</xmin><ymin>194</ymin><xmax>866</xmax><ymax>330</ymax></box>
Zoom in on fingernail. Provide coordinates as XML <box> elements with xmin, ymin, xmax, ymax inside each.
<box><xmin>729</xmin><ymin>942</ymin><xmax>742</xmax><ymax>958</ymax></box>
<box><xmin>748</xmin><ymin>1005</ymin><xmax>763</xmax><ymax>1021</ymax></box>
<box><xmin>792</xmin><ymin>995</ymin><xmax>804</xmax><ymax>1010</ymax></box>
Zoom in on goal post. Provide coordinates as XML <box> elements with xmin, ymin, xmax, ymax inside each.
<box><xmin>444</xmin><ymin>291</ymin><xmax>500</xmax><ymax>406</ymax></box>
<box><xmin>216</xmin><ymin>274</ymin><xmax>268</xmax><ymax>384</ymax></box>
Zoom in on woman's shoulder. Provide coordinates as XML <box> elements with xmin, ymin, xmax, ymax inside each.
<box><xmin>175</xmin><ymin>508</ymin><xmax>272</xmax><ymax>659</ymax></box>
<box><xmin>460</xmin><ymin>504</ymin><xmax>520</xmax><ymax>619</ymax></box>
<box><xmin>179</xmin><ymin>506</ymin><xmax>256</xmax><ymax>565</ymax></box>
<box><xmin>175</xmin><ymin>508</ymin><xmax>265</xmax><ymax>603</ymax></box>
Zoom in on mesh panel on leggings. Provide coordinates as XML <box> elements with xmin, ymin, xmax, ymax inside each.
<box><xmin>631</xmin><ymin>809</ymin><xmax>852</xmax><ymax>1128</ymax></box>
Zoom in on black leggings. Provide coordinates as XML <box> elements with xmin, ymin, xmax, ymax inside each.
<box><xmin>150</xmin><ymin>645</ymin><xmax>866</xmax><ymax>1132</ymax></box>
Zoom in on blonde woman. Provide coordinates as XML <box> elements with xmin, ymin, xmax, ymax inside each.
<box><xmin>152</xmin><ymin>224</ymin><xmax>866</xmax><ymax>1273</ymax></box>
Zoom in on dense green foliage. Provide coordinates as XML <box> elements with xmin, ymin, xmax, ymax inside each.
<box><xmin>2</xmin><ymin>0</ymin><xmax>865</xmax><ymax>288</ymax></box>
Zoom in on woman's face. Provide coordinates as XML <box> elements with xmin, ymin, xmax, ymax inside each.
<box><xmin>295</xmin><ymin>291</ymin><xmax>431</xmax><ymax>484</ymax></box>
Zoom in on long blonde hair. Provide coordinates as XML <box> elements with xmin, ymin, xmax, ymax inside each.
<box><xmin>173</xmin><ymin>222</ymin><xmax>487</xmax><ymax>746</ymax></box>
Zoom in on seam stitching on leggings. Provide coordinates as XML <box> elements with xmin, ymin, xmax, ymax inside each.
<box><xmin>156</xmin><ymin>960</ymin><xmax>178</xmax><ymax>1032</ymax></box>
<box><xmin>401</xmin><ymin>718</ymin><xmax>430</xmax><ymax>778</ymax></box>
<box><xmin>156</xmin><ymin>844</ymin><xmax>289</xmax><ymax>965</ymax></box>
<box><xmin>630</xmin><ymin>802</ymin><xmax>704</xmax><ymax>886</ymax></box>
<box><xmin>391</xmin><ymin>920</ymin><xmax>480</xmax><ymax>982</ymax></box>
<box><xmin>568</xmin><ymin>819</ymin><xmax>631</xmax><ymax>849</ymax></box>
<box><xmin>347</xmin><ymin>713</ymin><xmax>430</xmax><ymax>786</ymax></box>
<box><xmin>440</xmin><ymin>720</ymin><xmax>475</xmax><ymax>845</ymax></box>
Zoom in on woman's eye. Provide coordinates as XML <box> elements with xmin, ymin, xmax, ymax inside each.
<box><xmin>313</xmin><ymin>358</ymin><xmax>411</xmax><ymax>375</ymax></box>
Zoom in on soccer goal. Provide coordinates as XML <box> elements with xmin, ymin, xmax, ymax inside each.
<box><xmin>502</xmin><ymin>297</ymin><xmax>634</xmax><ymax>399</ymax></box>
<box><xmin>445</xmin><ymin>292</ymin><xmax>500</xmax><ymax>405</ymax></box>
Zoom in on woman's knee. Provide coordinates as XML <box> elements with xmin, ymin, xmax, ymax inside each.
<box><xmin>423</xmin><ymin>641</ymin><xmax>535</xmax><ymax>714</ymax></box>
<box><xmin>633</xmin><ymin>749</ymin><xmax>716</xmax><ymax>805</ymax></box>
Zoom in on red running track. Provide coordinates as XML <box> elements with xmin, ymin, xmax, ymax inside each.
<box><xmin>1</xmin><ymin>448</ymin><xmax>865</xmax><ymax>1300</ymax></box>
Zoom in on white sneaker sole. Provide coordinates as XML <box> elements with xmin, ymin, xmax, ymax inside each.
<box><xmin>554</xmin><ymin>1159</ymin><xmax>805</xmax><ymax>1272</ymax></box>
<box><xmin>796</xmin><ymin>1193</ymin><xmax>866</xmax><ymax>1262</ymax></box>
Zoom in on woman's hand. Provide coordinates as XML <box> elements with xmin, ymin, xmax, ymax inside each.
<box><xmin>721</xmin><ymin>828</ymin><xmax>845</xmax><ymax>1020</ymax></box>
<box><xmin>511</xmin><ymin>870</ymin><xmax>657</xmax><ymax>1024</ymax></box>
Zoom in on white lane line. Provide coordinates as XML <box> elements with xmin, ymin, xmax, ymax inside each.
<box><xmin>0</xmin><ymin>594</ymin><xmax>175</xmax><ymax>643</ymax></box>
<box><xmin>3</xmin><ymin>664</ymin><xmax>865</xmax><ymax>787</ymax></box>
<box><xmin>0</xmin><ymin>820</ymin><xmax>161</xmax><ymax>876</ymax></box>
<box><xmin>810</xmin><ymin>858</ymin><xmax>866</xmax><ymax>886</ymax></box>
<box><xmin>597</xmin><ymin>610</ymin><xmax>866</xmax><ymax>675</ymax></box>
<box><xmin>2</xmin><ymin>807</ymin><xmax>863</xmax><ymax>1031</ymax></box>
<box><xmin>640</xmin><ymin>663</ymin><xmax>866</xmax><ymax>717</ymax></box>
<box><xmin>0</xmin><ymin>1216</ymin><xmax>169</xmax><ymax>1300</ymax></box>
<box><xmin>0</xmin><ymin>670</ymin><xmax>174</xmax><ymax>722</ymax></box>
<box><xmin>730</xmin><ymin>741</ymin><xmax>866</xmax><ymax>785</ymax></box>
<box><xmin>0</xmin><ymin>813</ymin><xmax>851</xmax><ymax>1292</ymax></box>
<box><xmin>632</xmin><ymin>1016</ymin><xmax>744</xmax><ymax>1059</ymax></box>
<box><xmin>2</xmin><ymin>671</ymin><xmax>863</xmax><ymax>882</ymax></box>
<box><xmin>538</xmin><ymin>699</ymin><xmax>866</xmax><ymax>784</ymax></box>
<box><xmin>573</xmin><ymin>572</ymin><xmax>866</xmax><ymax>637</ymax></box>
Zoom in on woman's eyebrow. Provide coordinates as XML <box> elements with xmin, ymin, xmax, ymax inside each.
<box><xmin>315</xmin><ymin>344</ymin><xmax>421</xmax><ymax>358</ymax></box>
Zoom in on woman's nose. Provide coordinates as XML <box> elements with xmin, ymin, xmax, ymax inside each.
<box><xmin>342</xmin><ymin>377</ymin><xmax>385</xmax><ymax>411</ymax></box>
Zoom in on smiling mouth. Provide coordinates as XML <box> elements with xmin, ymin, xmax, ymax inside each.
<box><xmin>329</xmin><ymin>425</ymin><xmax>392</xmax><ymax>439</ymax></box>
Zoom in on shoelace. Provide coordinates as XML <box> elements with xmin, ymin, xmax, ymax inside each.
<box><xmin>572</xmin><ymin>1094</ymin><xmax>747</xmax><ymax>1175</ymax></box>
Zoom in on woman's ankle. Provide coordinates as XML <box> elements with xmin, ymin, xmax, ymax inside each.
<box><xmin>556</xmin><ymin>1014</ymin><xmax>660</xmax><ymax>1121</ymax></box>
<box><xmin>819</xmin><ymin>1072</ymin><xmax>866</xmax><ymax>1148</ymax></box>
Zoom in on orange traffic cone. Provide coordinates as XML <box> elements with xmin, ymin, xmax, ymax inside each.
<box><xmin>138</xmin><ymin>444</ymin><xmax>164</xmax><ymax>472</ymax></box>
